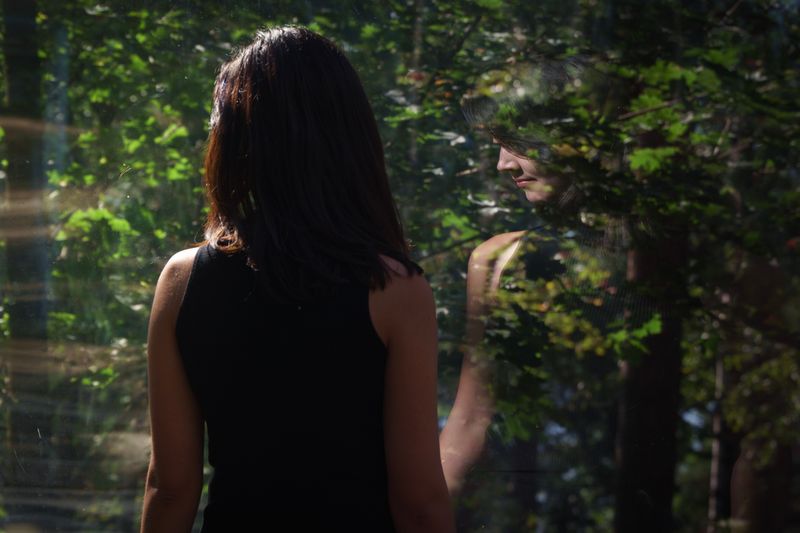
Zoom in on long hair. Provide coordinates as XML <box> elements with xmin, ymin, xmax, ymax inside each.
<box><xmin>203</xmin><ymin>26</ymin><xmax>417</xmax><ymax>302</ymax></box>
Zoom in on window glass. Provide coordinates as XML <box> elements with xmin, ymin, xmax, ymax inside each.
<box><xmin>0</xmin><ymin>1</ymin><xmax>798</xmax><ymax>531</ymax></box>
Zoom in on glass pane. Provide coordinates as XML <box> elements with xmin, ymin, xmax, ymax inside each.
<box><xmin>0</xmin><ymin>1</ymin><xmax>797</xmax><ymax>531</ymax></box>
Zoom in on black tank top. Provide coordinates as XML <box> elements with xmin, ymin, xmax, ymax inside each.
<box><xmin>175</xmin><ymin>244</ymin><xmax>395</xmax><ymax>531</ymax></box>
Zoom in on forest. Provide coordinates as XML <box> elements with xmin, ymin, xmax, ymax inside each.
<box><xmin>0</xmin><ymin>0</ymin><xmax>798</xmax><ymax>531</ymax></box>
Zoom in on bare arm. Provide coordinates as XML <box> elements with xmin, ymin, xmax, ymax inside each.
<box><xmin>439</xmin><ymin>232</ymin><xmax>524</xmax><ymax>496</ymax></box>
<box><xmin>140</xmin><ymin>248</ymin><xmax>204</xmax><ymax>533</ymax></box>
<box><xmin>371</xmin><ymin>263</ymin><xmax>455</xmax><ymax>533</ymax></box>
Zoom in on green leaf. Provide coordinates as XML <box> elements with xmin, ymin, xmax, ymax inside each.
<box><xmin>129</xmin><ymin>53</ymin><xmax>148</xmax><ymax>72</ymax></box>
<box><xmin>360</xmin><ymin>23</ymin><xmax>379</xmax><ymax>39</ymax></box>
<box><xmin>125</xmin><ymin>135</ymin><xmax>146</xmax><ymax>154</ymax></box>
<box><xmin>106</xmin><ymin>38</ymin><xmax>124</xmax><ymax>51</ymax></box>
<box><xmin>667</xmin><ymin>121</ymin><xmax>688</xmax><ymax>140</ymax></box>
<box><xmin>89</xmin><ymin>87</ymin><xmax>111</xmax><ymax>103</ymax></box>
<box><xmin>156</xmin><ymin>124</ymin><xmax>189</xmax><ymax>145</ymax></box>
<box><xmin>476</xmin><ymin>0</ymin><xmax>503</xmax><ymax>9</ymax></box>
<box><xmin>632</xmin><ymin>314</ymin><xmax>662</xmax><ymax>339</ymax></box>
<box><xmin>629</xmin><ymin>147</ymin><xmax>678</xmax><ymax>173</ymax></box>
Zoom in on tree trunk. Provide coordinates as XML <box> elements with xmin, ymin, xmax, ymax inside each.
<box><xmin>1</xmin><ymin>0</ymin><xmax>55</xmax><ymax>526</ymax></box>
<box><xmin>509</xmin><ymin>435</ymin><xmax>539</xmax><ymax>530</ymax></box>
<box><xmin>730</xmin><ymin>443</ymin><xmax>793</xmax><ymax>532</ymax></box>
<box><xmin>706</xmin><ymin>355</ymin><xmax>738</xmax><ymax>533</ymax></box>
<box><xmin>614</xmin><ymin>234</ymin><xmax>687</xmax><ymax>533</ymax></box>
<box><xmin>2</xmin><ymin>2</ymin><xmax>47</xmax><ymax>332</ymax></box>
<box><xmin>408</xmin><ymin>0</ymin><xmax>423</xmax><ymax>171</ymax></box>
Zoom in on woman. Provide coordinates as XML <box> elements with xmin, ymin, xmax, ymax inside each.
<box><xmin>440</xmin><ymin>75</ymin><xmax>629</xmax><ymax>506</ymax></box>
<box><xmin>438</xmin><ymin>143</ymin><xmax>548</xmax><ymax>496</ymax></box>
<box><xmin>140</xmin><ymin>27</ymin><xmax>454</xmax><ymax>532</ymax></box>
<box><xmin>439</xmin><ymin>88</ymin><xmax>577</xmax><ymax>495</ymax></box>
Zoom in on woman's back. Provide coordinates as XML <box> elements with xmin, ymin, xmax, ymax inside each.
<box><xmin>140</xmin><ymin>27</ymin><xmax>453</xmax><ymax>533</ymax></box>
<box><xmin>175</xmin><ymin>244</ymin><xmax>393</xmax><ymax>530</ymax></box>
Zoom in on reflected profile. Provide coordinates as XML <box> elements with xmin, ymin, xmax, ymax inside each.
<box><xmin>441</xmin><ymin>39</ymin><xmax>799</xmax><ymax>532</ymax></box>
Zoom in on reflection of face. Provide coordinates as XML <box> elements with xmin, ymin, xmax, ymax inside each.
<box><xmin>496</xmin><ymin>144</ymin><xmax>566</xmax><ymax>204</ymax></box>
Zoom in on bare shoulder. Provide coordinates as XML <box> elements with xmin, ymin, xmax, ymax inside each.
<box><xmin>152</xmin><ymin>247</ymin><xmax>201</xmax><ymax>319</ymax></box>
<box><xmin>371</xmin><ymin>255</ymin><xmax>434</xmax><ymax>347</ymax></box>
<box><xmin>379</xmin><ymin>254</ymin><xmax>416</xmax><ymax>277</ymax></box>
<box><xmin>470</xmin><ymin>231</ymin><xmax>526</xmax><ymax>267</ymax></box>
<box><xmin>376</xmin><ymin>254</ymin><xmax>431</xmax><ymax>303</ymax></box>
<box><xmin>163</xmin><ymin>247</ymin><xmax>200</xmax><ymax>277</ymax></box>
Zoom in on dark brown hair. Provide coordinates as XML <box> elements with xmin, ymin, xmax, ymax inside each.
<box><xmin>203</xmin><ymin>26</ymin><xmax>417</xmax><ymax>302</ymax></box>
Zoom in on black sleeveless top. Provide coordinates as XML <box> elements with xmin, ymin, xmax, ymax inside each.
<box><xmin>175</xmin><ymin>244</ymin><xmax>395</xmax><ymax>531</ymax></box>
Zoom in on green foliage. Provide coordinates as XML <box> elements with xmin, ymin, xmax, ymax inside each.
<box><xmin>629</xmin><ymin>147</ymin><xmax>678</xmax><ymax>173</ymax></box>
<box><xmin>73</xmin><ymin>365</ymin><xmax>120</xmax><ymax>390</ymax></box>
<box><xmin>607</xmin><ymin>314</ymin><xmax>662</xmax><ymax>355</ymax></box>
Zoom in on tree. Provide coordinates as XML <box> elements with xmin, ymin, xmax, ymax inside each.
<box><xmin>1</xmin><ymin>0</ymin><xmax>58</xmax><ymax>525</ymax></box>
